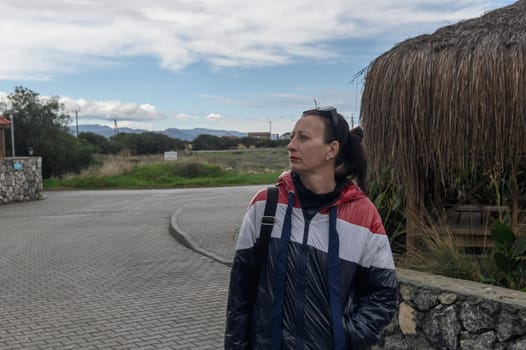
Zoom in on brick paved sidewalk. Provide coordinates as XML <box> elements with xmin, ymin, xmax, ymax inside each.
<box><xmin>0</xmin><ymin>189</ymin><xmax>249</xmax><ymax>350</ymax></box>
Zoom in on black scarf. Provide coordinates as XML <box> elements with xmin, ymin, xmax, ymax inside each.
<box><xmin>292</xmin><ymin>172</ymin><xmax>347</xmax><ymax>220</ymax></box>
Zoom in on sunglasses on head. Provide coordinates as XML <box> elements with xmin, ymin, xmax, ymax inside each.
<box><xmin>302</xmin><ymin>106</ymin><xmax>346</xmax><ymax>144</ymax></box>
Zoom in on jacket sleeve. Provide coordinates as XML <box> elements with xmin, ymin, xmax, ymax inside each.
<box><xmin>343</xmin><ymin>206</ymin><xmax>399</xmax><ymax>350</ymax></box>
<box><xmin>224</xmin><ymin>195</ymin><xmax>261</xmax><ymax>349</ymax></box>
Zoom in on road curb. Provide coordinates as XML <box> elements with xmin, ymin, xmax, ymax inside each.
<box><xmin>169</xmin><ymin>207</ymin><xmax>233</xmax><ymax>267</ymax></box>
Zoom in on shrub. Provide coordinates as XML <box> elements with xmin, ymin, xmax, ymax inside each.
<box><xmin>481</xmin><ymin>221</ymin><xmax>526</xmax><ymax>291</ymax></box>
<box><xmin>396</xmin><ymin>215</ymin><xmax>482</xmax><ymax>282</ymax></box>
<box><xmin>178</xmin><ymin>162</ymin><xmax>224</xmax><ymax>178</ymax></box>
<box><xmin>367</xmin><ymin>169</ymin><xmax>406</xmax><ymax>253</ymax></box>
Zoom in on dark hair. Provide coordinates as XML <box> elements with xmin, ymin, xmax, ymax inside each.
<box><xmin>303</xmin><ymin>110</ymin><xmax>367</xmax><ymax>190</ymax></box>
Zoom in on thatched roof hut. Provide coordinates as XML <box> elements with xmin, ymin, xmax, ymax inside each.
<box><xmin>360</xmin><ymin>0</ymin><xmax>526</xmax><ymax>243</ymax></box>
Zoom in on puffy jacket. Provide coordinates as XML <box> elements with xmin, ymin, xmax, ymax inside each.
<box><xmin>225</xmin><ymin>171</ymin><xmax>398</xmax><ymax>350</ymax></box>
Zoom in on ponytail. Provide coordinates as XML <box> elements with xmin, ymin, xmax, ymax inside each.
<box><xmin>335</xmin><ymin>126</ymin><xmax>367</xmax><ymax>191</ymax></box>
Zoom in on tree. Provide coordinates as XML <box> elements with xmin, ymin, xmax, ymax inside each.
<box><xmin>79</xmin><ymin>132</ymin><xmax>113</xmax><ymax>154</ymax></box>
<box><xmin>110</xmin><ymin>132</ymin><xmax>187</xmax><ymax>155</ymax></box>
<box><xmin>41</xmin><ymin>129</ymin><xmax>94</xmax><ymax>178</ymax></box>
<box><xmin>5</xmin><ymin>86</ymin><xmax>69</xmax><ymax>154</ymax></box>
<box><xmin>3</xmin><ymin>86</ymin><xmax>94</xmax><ymax>178</ymax></box>
<box><xmin>192</xmin><ymin>134</ymin><xmax>231</xmax><ymax>150</ymax></box>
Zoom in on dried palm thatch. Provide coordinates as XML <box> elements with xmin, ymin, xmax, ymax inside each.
<box><xmin>361</xmin><ymin>0</ymin><xmax>526</xmax><ymax>201</ymax></box>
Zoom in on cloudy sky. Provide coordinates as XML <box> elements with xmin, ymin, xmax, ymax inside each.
<box><xmin>0</xmin><ymin>0</ymin><xmax>516</xmax><ymax>134</ymax></box>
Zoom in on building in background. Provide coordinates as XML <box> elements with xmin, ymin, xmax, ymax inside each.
<box><xmin>248</xmin><ymin>131</ymin><xmax>271</xmax><ymax>139</ymax></box>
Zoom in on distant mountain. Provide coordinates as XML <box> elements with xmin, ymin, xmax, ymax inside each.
<box><xmin>69</xmin><ymin>124</ymin><xmax>247</xmax><ymax>141</ymax></box>
<box><xmin>70</xmin><ymin>124</ymin><xmax>116</xmax><ymax>138</ymax></box>
<box><xmin>163</xmin><ymin>128</ymin><xmax>247</xmax><ymax>141</ymax></box>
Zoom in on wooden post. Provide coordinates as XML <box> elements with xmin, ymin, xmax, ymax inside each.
<box><xmin>405</xmin><ymin>189</ymin><xmax>418</xmax><ymax>252</ymax></box>
<box><xmin>511</xmin><ymin>166</ymin><xmax>519</xmax><ymax>233</ymax></box>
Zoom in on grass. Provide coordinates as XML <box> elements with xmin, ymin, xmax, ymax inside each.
<box><xmin>395</xmin><ymin>212</ymin><xmax>485</xmax><ymax>282</ymax></box>
<box><xmin>44</xmin><ymin>148</ymin><xmax>290</xmax><ymax>189</ymax></box>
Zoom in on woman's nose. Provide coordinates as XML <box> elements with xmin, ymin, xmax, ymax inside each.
<box><xmin>287</xmin><ymin>139</ymin><xmax>295</xmax><ymax>151</ymax></box>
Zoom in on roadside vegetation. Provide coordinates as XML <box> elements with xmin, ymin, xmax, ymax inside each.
<box><xmin>44</xmin><ymin>149</ymin><xmax>290</xmax><ymax>189</ymax></box>
<box><xmin>372</xmin><ymin>168</ymin><xmax>526</xmax><ymax>292</ymax></box>
<box><xmin>395</xmin><ymin>215</ymin><xmax>526</xmax><ymax>292</ymax></box>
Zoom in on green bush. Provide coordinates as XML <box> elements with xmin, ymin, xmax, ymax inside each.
<box><xmin>178</xmin><ymin>162</ymin><xmax>224</xmax><ymax>178</ymax></box>
<box><xmin>367</xmin><ymin>169</ymin><xmax>406</xmax><ymax>253</ymax></box>
<box><xmin>124</xmin><ymin>162</ymin><xmax>224</xmax><ymax>182</ymax></box>
<box><xmin>396</xmin><ymin>217</ymin><xmax>482</xmax><ymax>282</ymax></box>
<box><xmin>40</xmin><ymin>130</ymin><xmax>95</xmax><ymax>178</ymax></box>
<box><xmin>481</xmin><ymin>221</ymin><xmax>526</xmax><ymax>291</ymax></box>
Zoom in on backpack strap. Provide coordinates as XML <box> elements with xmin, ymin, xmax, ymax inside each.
<box><xmin>255</xmin><ymin>186</ymin><xmax>278</xmax><ymax>280</ymax></box>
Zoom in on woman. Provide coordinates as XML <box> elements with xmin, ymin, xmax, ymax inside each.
<box><xmin>225</xmin><ymin>106</ymin><xmax>398</xmax><ymax>350</ymax></box>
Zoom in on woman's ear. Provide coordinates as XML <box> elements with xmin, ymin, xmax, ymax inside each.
<box><xmin>326</xmin><ymin>140</ymin><xmax>339</xmax><ymax>160</ymax></box>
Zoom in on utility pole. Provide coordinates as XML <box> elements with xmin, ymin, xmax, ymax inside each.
<box><xmin>268</xmin><ymin>120</ymin><xmax>272</xmax><ymax>139</ymax></box>
<box><xmin>114</xmin><ymin>119</ymin><xmax>119</xmax><ymax>136</ymax></box>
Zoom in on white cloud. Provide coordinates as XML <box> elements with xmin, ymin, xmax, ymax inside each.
<box><xmin>0</xmin><ymin>0</ymin><xmax>509</xmax><ymax>80</ymax></box>
<box><xmin>207</xmin><ymin>113</ymin><xmax>222</xmax><ymax>121</ymax></box>
<box><xmin>58</xmin><ymin>96</ymin><xmax>162</xmax><ymax>122</ymax></box>
<box><xmin>1</xmin><ymin>89</ymin><xmax>209</xmax><ymax>128</ymax></box>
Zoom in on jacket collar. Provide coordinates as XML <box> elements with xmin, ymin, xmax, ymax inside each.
<box><xmin>276</xmin><ymin>171</ymin><xmax>366</xmax><ymax>206</ymax></box>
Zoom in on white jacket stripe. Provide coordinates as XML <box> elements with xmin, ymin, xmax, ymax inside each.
<box><xmin>235</xmin><ymin>201</ymin><xmax>394</xmax><ymax>270</ymax></box>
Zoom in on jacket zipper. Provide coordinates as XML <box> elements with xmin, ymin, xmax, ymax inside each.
<box><xmin>295</xmin><ymin>195</ymin><xmax>341</xmax><ymax>350</ymax></box>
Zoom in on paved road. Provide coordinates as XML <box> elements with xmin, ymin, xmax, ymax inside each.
<box><xmin>0</xmin><ymin>187</ymin><xmax>259</xmax><ymax>350</ymax></box>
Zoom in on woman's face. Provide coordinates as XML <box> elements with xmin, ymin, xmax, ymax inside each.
<box><xmin>287</xmin><ymin>115</ymin><xmax>335</xmax><ymax>175</ymax></box>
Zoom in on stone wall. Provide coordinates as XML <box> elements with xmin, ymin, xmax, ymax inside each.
<box><xmin>376</xmin><ymin>268</ymin><xmax>526</xmax><ymax>350</ymax></box>
<box><xmin>0</xmin><ymin>157</ymin><xmax>43</xmax><ymax>204</ymax></box>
